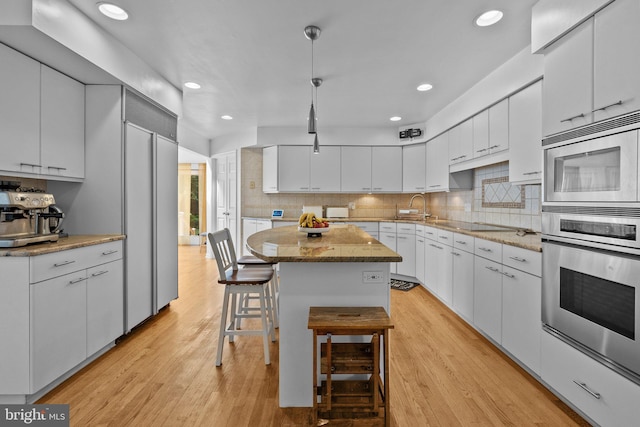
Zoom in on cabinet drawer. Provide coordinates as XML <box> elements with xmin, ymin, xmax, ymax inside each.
<box><xmin>474</xmin><ymin>238</ymin><xmax>502</xmax><ymax>263</ymax></box>
<box><xmin>541</xmin><ymin>331</ymin><xmax>640</xmax><ymax>427</ymax></box>
<box><xmin>437</xmin><ymin>229</ymin><xmax>453</xmax><ymax>245</ymax></box>
<box><xmin>415</xmin><ymin>224</ymin><xmax>425</xmax><ymax>238</ymax></box>
<box><xmin>396</xmin><ymin>223</ymin><xmax>415</xmax><ymax>234</ymax></box>
<box><xmin>423</xmin><ymin>226</ymin><xmax>437</xmax><ymax>240</ymax></box>
<box><xmin>453</xmin><ymin>232</ymin><xmax>474</xmax><ymax>252</ymax></box>
<box><xmin>502</xmin><ymin>245</ymin><xmax>541</xmax><ymax>277</ymax></box>
<box><xmin>30</xmin><ymin>246</ymin><xmax>92</xmax><ymax>283</ymax></box>
<box><xmin>378</xmin><ymin>222</ymin><xmax>397</xmax><ymax>233</ymax></box>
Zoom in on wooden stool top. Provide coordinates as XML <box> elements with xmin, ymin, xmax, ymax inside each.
<box><xmin>308</xmin><ymin>306</ymin><xmax>394</xmax><ymax>331</ymax></box>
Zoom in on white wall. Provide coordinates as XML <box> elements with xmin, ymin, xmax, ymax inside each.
<box><xmin>210</xmin><ymin>128</ymin><xmax>258</xmax><ymax>156</ymax></box>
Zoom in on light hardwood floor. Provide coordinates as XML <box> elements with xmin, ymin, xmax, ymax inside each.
<box><xmin>38</xmin><ymin>246</ymin><xmax>589</xmax><ymax>426</ymax></box>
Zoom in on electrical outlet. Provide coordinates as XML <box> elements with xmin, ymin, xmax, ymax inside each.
<box><xmin>362</xmin><ymin>271</ymin><xmax>384</xmax><ymax>283</ymax></box>
<box><xmin>349</xmin><ymin>202</ymin><xmax>356</xmax><ymax>209</ymax></box>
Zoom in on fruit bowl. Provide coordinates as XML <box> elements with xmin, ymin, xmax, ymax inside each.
<box><xmin>298</xmin><ymin>225</ymin><xmax>330</xmax><ymax>237</ymax></box>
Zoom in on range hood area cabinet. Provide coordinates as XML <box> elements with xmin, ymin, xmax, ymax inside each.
<box><xmin>541</xmin><ymin>0</ymin><xmax>640</xmax><ymax>137</ymax></box>
<box><xmin>49</xmin><ymin>86</ymin><xmax>178</xmax><ymax>333</ymax></box>
<box><xmin>0</xmin><ymin>43</ymin><xmax>85</xmax><ymax>181</ymax></box>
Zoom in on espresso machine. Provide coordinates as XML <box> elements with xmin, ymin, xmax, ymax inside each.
<box><xmin>0</xmin><ymin>181</ymin><xmax>65</xmax><ymax>248</ymax></box>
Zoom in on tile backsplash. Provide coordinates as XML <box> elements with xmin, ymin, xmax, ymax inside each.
<box><xmin>240</xmin><ymin>149</ymin><xmax>541</xmax><ymax>232</ymax></box>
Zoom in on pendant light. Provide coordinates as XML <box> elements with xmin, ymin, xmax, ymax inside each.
<box><xmin>305</xmin><ymin>25</ymin><xmax>321</xmax><ymax>136</ymax></box>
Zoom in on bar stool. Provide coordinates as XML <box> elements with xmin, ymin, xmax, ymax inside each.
<box><xmin>237</xmin><ymin>255</ymin><xmax>279</xmax><ymax>328</ymax></box>
<box><xmin>208</xmin><ymin>229</ymin><xmax>276</xmax><ymax>366</ymax></box>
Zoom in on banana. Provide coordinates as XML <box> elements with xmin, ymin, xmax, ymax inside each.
<box><xmin>307</xmin><ymin>213</ymin><xmax>314</xmax><ymax>228</ymax></box>
<box><xmin>299</xmin><ymin>213</ymin><xmax>309</xmax><ymax>226</ymax></box>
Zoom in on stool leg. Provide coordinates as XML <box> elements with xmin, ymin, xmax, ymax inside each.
<box><xmin>216</xmin><ymin>286</ymin><xmax>231</xmax><ymax>366</ymax></box>
<box><xmin>264</xmin><ymin>282</ymin><xmax>276</xmax><ymax>342</ymax></box>
<box><xmin>258</xmin><ymin>286</ymin><xmax>271</xmax><ymax>365</ymax></box>
<box><xmin>229</xmin><ymin>292</ymin><xmax>238</xmax><ymax>342</ymax></box>
<box><xmin>269</xmin><ymin>274</ymin><xmax>279</xmax><ymax>329</ymax></box>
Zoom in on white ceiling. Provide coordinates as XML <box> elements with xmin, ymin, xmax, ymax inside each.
<box><xmin>67</xmin><ymin>0</ymin><xmax>537</xmax><ymax>141</ymax></box>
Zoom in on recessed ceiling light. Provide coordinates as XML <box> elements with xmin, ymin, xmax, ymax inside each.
<box><xmin>475</xmin><ymin>10</ymin><xmax>503</xmax><ymax>27</ymax></box>
<box><xmin>221</xmin><ymin>115</ymin><xmax>233</xmax><ymax>120</ymax></box>
<box><xmin>184</xmin><ymin>82</ymin><xmax>201</xmax><ymax>89</ymax></box>
<box><xmin>417</xmin><ymin>83</ymin><xmax>433</xmax><ymax>92</ymax></box>
<box><xmin>97</xmin><ymin>2</ymin><xmax>129</xmax><ymax>21</ymax></box>
<box><xmin>390</xmin><ymin>116</ymin><xmax>402</xmax><ymax>122</ymax></box>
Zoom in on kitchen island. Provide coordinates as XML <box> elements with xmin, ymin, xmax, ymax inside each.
<box><xmin>246</xmin><ymin>224</ymin><xmax>401</xmax><ymax>407</ymax></box>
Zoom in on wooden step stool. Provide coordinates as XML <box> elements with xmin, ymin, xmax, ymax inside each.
<box><xmin>308</xmin><ymin>306</ymin><xmax>394</xmax><ymax>427</ymax></box>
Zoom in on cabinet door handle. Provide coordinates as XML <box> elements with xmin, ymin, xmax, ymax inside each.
<box><xmin>68</xmin><ymin>277</ymin><xmax>87</xmax><ymax>285</ymax></box>
<box><xmin>502</xmin><ymin>271</ymin><xmax>515</xmax><ymax>279</ymax></box>
<box><xmin>54</xmin><ymin>260</ymin><xmax>75</xmax><ymax>267</ymax></box>
<box><xmin>560</xmin><ymin>113</ymin><xmax>585</xmax><ymax>123</ymax></box>
<box><xmin>573</xmin><ymin>381</ymin><xmax>601</xmax><ymax>400</ymax></box>
<box><xmin>91</xmin><ymin>270</ymin><xmax>109</xmax><ymax>277</ymax></box>
<box><xmin>102</xmin><ymin>249</ymin><xmax>119</xmax><ymax>255</ymax></box>
<box><xmin>362</xmin><ymin>187</ymin><xmax>371</xmax><ymax>191</ymax></box>
<box><xmin>439</xmin><ymin>235</ymin><xmax>448</xmax><ymax>240</ymax></box>
<box><xmin>478</xmin><ymin>247</ymin><xmax>492</xmax><ymax>253</ymax></box>
<box><xmin>373</xmin><ymin>187</ymin><xmax>382</xmax><ymax>190</ymax></box>
<box><xmin>47</xmin><ymin>166</ymin><xmax>68</xmax><ymax>171</ymax></box>
<box><xmin>509</xmin><ymin>256</ymin><xmax>527</xmax><ymax>263</ymax></box>
<box><xmin>522</xmin><ymin>171</ymin><xmax>541</xmax><ymax>175</ymax></box>
<box><xmin>452</xmin><ymin>251</ymin><xmax>460</xmax><ymax>256</ymax></box>
<box><xmin>397</xmin><ymin>236</ymin><xmax>407</xmax><ymax>240</ymax></box>
<box><xmin>429</xmin><ymin>185</ymin><xmax>441</xmax><ymax>188</ymax></box>
<box><xmin>476</xmin><ymin>148</ymin><xmax>488</xmax><ymax>153</ymax></box>
<box><xmin>486</xmin><ymin>266</ymin><xmax>500</xmax><ymax>273</ymax></box>
<box><xmin>455</xmin><ymin>240</ymin><xmax>467</xmax><ymax>245</ymax></box>
<box><xmin>311</xmin><ymin>187</ymin><xmax>320</xmax><ymax>190</ymax></box>
<box><xmin>489</xmin><ymin>145</ymin><xmax>500</xmax><ymax>150</ymax></box>
<box><xmin>592</xmin><ymin>100</ymin><xmax>622</xmax><ymax>113</ymax></box>
<box><xmin>414</xmin><ymin>187</ymin><xmax>425</xmax><ymax>190</ymax></box>
<box><xmin>299</xmin><ymin>187</ymin><xmax>309</xmax><ymax>190</ymax></box>
<box><xmin>20</xmin><ymin>162</ymin><xmax>42</xmax><ymax>168</ymax></box>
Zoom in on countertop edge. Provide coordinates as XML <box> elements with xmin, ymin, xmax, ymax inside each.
<box><xmin>0</xmin><ymin>234</ymin><xmax>126</xmax><ymax>257</ymax></box>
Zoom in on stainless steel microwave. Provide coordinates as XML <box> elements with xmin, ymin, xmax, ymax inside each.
<box><xmin>544</xmin><ymin>130</ymin><xmax>639</xmax><ymax>203</ymax></box>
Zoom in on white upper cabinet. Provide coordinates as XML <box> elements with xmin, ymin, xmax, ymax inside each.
<box><xmin>542</xmin><ymin>19</ymin><xmax>593</xmax><ymax>136</ymax></box>
<box><xmin>262</xmin><ymin>146</ymin><xmax>278</xmax><ymax>192</ymax></box>
<box><xmin>40</xmin><ymin>65</ymin><xmax>85</xmax><ymax>179</ymax></box>
<box><xmin>592</xmin><ymin>0</ymin><xmax>640</xmax><ymax>122</ymax></box>
<box><xmin>488</xmin><ymin>99</ymin><xmax>509</xmax><ymax>155</ymax></box>
<box><xmin>449</xmin><ymin>120</ymin><xmax>473</xmax><ymax>165</ymax></box>
<box><xmin>309</xmin><ymin>146</ymin><xmax>341</xmax><ymax>192</ymax></box>
<box><xmin>341</xmin><ymin>146</ymin><xmax>372</xmax><ymax>192</ymax></box>
<box><xmin>509</xmin><ymin>80</ymin><xmax>543</xmax><ymax>184</ymax></box>
<box><xmin>372</xmin><ymin>146</ymin><xmax>402</xmax><ymax>192</ymax></box>
<box><xmin>0</xmin><ymin>45</ymin><xmax>85</xmax><ymax>180</ymax></box>
<box><xmin>542</xmin><ymin>0</ymin><xmax>640</xmax><ymax>137</ymax></box>
<box><xmin>425</xmin><ymin>133</ymin><xmax>449</xmax><ymax>192</ymax></box>
<box><xmin>0</xmin><ymin>43</ymin><xmax>41</xmax><ymax>174</ymax></box>
<box><xmin>279</xmin><ymin>146</ymin><xmax>311</xmax><ymax>192</ymax></box>
<box><xmin>472</xmin><ymin>110</ymin><xmax>489</xmax><ymax>158</ymax></box>
<box><xmin>402</xmin><ymin>143</ymin><xmax>426</xmax><ymax>192</ymax></box>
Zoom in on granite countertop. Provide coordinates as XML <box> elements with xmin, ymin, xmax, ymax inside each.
<box><xmin>244</xmin><ymin>216</ymin><xmax>542</xmax><ymax>252</ymax></box>
<box><xmin>0</xmin><ymin>234</ymin><xmax>126</xmax><ymax>257</ymax></box>
<box><xmin>246</xmin><ymin>224</ymin><xmax>402</xmax><ymax>263</ymax></box>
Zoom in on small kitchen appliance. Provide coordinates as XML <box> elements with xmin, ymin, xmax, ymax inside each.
<box><xmin>0</xmin><ymin>184</ymin><xmax>64</xmax><ymax>247</ymax></box>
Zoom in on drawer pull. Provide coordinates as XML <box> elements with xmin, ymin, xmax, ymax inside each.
<box><xmin>102</xmin><ymin>249</ymin><xmax>119</xmax><ymax>255</ymax></box>
<box><xmin>54</xmin><ymin>260</ymin><xmax>75</xmax><ymax>267</ymax></box>
<box><xmin>573</xmin><ymin>381</ymin><xmax>601</xmax><ymax>400</ymax></box>
<box><xmin>478</xmin><ymin>247</ymin><xmax>492</xmax><ymax>252</ymax></box>
<box><xmin>20</xmin><ymin>162</ymin><xmax>42</xmax><ymax>168</ymax></box>
<box><xmin>509</xmin><ymin>256</ymin><xmax>526</xmax><ymax>263</ymax></box>
<box><xmin>502</xmin><ymin>272</ymin><xmax>515</xmax><ymax>279</ymax></box>
<box><xmin>560</xmin><ymin>113</ymin><xmax>585</xmax><ymax>123</ymax></box>
<box><xmin>451</xmin><ymin>251</ymin><xmax>460</xmax><ymax>256</ymax></box>
<box><xmin>522</xmin><ymin>171</ymin><xmax>541</xmax><ymax>176</ymax></box>
<box><xmin>439</xmin><ymin>235</ymin><xmax>448</xmax><ymax>240</ymax></box>
<box><xmin>68</xmin><ymin>277</ymin><xmax>87</xmax><ymax>285</ymax></box>
<box><xmin>592</xmin><ymin>100</ymin><xmax>622</xmax><ymax>113</ymax></box>
<box><xmin>91</xmin><ymin>270</ymin><xmax>109</xmax><ymax>277</ymax></box>
<box><xmin>455</xmin><ymin>240</ymin><xmax>467</xmax><ymax>245</ymax></box>
<box><xmin>486</xmin><ymin>266</ymin><xmax>501</xmax><ymax>273</ymax></box>
<box><xmin>47</xmin><ymin>165</ymin><xmax>68</xmax><ymax>171</ymax></box>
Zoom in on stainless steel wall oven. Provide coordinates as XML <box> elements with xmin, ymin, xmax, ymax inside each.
<box><xmin>542</xmin><ymin>114</ymin><xmax>640</xmax><ymax>385</ymax></box>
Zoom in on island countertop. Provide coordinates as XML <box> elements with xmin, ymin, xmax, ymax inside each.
<box><xmin>246</xmin><ymin>224</ymin><xmax>402</xmax><ymax>263</ymax></box>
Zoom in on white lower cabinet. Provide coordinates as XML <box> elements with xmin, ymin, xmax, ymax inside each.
<box><xmin>378</xmin><ymin>230</ymin><xmax>397</xmax><ymax>274</ymax></box>
<box><xmin>473</xmin><ymin>257</ymin><xmax>503</xmax><ymax>344</ymax></box>
<box><xmin>541</xmin><ymin>331</ymin><xmax>640</xmax><ymax>427</ymax></box>
<box><xmin>31</xmin><ymin>271</ymin><xmax>88</xmax><ymax>392</ymax></box>
<box><xmin>501</xmin><ymin>265</ymin><xmax>541</xmax><ymax>374</ymax></box>
<box><xmin>424</xmin><ymin>226</ymin><xmax>452</xmax><ymax>303</ymax></box>
<box><xmin>242</xmin><ymin>218</ymin><xmax>272</xmax><ymax>255</ymax></box>
<box><xmin>87</xmin><ymin>261</ymin><xmax>124</xmax><ymax>356</ymax></box>
<box><xmin>415</xmin><ymin>235</ymin><xmax>425</xmax><ymax>285</ymax></box>
<box><xmin>396</xmin><ymin>223</ymin><xmax>416</xmax><ymax>277</ymax></box>
<box><xmin>451</xmin><ymin>233</ymin><xmax>474</xmax><ymax>322</ymax></box>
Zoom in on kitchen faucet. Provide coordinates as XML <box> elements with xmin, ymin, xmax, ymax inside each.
<box><xmin>409</xmin><ymin>194</ymin><xmax>429</xmax><ymax>221</ymax></box>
